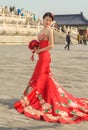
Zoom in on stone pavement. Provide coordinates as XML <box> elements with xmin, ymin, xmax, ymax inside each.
<box><xmin>0</xmin><ymin>44</ymin><xmax>88</xmax><ymax>130</ymax></box>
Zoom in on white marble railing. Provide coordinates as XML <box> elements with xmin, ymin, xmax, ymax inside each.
<box><xmin>0</xmin><ymin>12</ymin><xmax>43</xmax><ymax>35</ymax></box>
<box><xmin>0</xmin><ymin>22</ymin><xmax>43</xmax><ymax>35</ymax></box>
<box><xmin>0</xmin><ymin>13</ymin><xmax>27</xmax><ymax>24</ymax></box>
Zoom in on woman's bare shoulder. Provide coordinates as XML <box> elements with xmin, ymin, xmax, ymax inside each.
<box><xmin>47</xmin><ymin>27</ymin><xmax>53</xmax><ymax>32</ymax></box>
<box><xmin>47</xmin><ymin>28</ymin><xmax>53</xmax><ymax>35</ymax></box>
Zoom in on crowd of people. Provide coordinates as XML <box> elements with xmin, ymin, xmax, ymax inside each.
<box><xmin>0</xmin><ymin>5</ymin><xmax>38</xmax><ymax>23</ymax></box>
<box><xmin>77</xmin><ymin>33</ymin><xmax>88</xmax><ymax>45</ymax></box>
<box><xmin>0</xmin><ymin>6</ymin><xmax>24</xmax><ymax>15</ymax></box>
<box><xmin>64</xmin><ymin>31</ymin><xmax>88</xmax><ymax>51</ymax></box>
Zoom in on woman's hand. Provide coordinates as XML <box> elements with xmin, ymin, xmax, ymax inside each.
<box><xmin>32</xmin><ymin>48</ymin><xmax>37</xmax><ymax>53</ymax></box>
<box><xmin>35</xmin><ymin>49</ymin><xmax>41</xmax><ymax>54</ymax></box>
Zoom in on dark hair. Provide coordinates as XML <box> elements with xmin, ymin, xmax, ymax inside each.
<box><xmin>43</xmin><ymin>12</ymin><xmax>54</xmax><ymax>21</ymax></box>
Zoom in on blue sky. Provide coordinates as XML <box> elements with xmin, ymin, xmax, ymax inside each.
<box><xmin>0</xmin><ymin>0</ymin><xmax>88</xmax><ymax>18</ymax></box>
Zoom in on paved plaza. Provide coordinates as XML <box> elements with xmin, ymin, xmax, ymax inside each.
<box><xmin>0</xmin><ymin>44</ymin><xmax>88</xmax><ymax>130</ymax></box>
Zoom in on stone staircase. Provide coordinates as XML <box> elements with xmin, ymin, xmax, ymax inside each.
<box><xmin>0</xmin><ymin>12</ymin><xmax>78</xmax><ymax>44</ymax></box>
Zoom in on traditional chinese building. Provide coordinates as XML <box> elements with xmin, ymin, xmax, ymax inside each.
<box><xmin>54</xmin><ymin>12</ymin><xmax>88</xmax><ymax>37</ymax></box>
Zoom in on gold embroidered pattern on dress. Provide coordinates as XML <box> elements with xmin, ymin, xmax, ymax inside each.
<box><xmin>21</xmin><ymin>96</ymin><xmax>30</xmax><ymax>106</ymax></box>
<box><xmin>36</xmin><ymin>91</ymin><xmax>53</xmax><ymax>113</ymax></box>
<box><xmin>24</xmin><ymin>106</ymin><xmax>43</xmax><ymax>117</ymax></box>
<box><xmin>38</xmin><ymin>33</ymin><xmax>48</xmax><ymax>41</ymax></box>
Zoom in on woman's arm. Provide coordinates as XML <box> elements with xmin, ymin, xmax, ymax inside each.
<box><xmin>35</xmin><ymin>29</ymin><xmax>54</xmax><ymax>54</ymax></box>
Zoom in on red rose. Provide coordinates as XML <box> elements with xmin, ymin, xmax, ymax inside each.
<box><xmin>28</xmin><ymin>40</ymin><xmax>39</xmax><ymax>50</ymax></box>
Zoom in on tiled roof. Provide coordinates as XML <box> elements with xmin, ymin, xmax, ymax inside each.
<box><xmin>54</xmin><ymin>12</ymin><xmax>88</xmax><ymax>26</ymax></box>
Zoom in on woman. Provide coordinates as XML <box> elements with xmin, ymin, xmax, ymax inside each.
<box><xmin>14</xmin><ymin>12</ymin><xmax>88</xmax><ymax>124</ymax></box>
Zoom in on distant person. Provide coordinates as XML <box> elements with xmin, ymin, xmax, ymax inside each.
<box><xmin>64</xmin><ymin>31</ymin><xmax>71</xmax><ymax>50</ymax></box>
<box><xmin>77</xmin><ymin>34</ymin><xmax>81</xmax><ymax>44</ymax></box>
<box><xmin>9</xmin><ymin>6</ymin><xmax>13</xmax><ymax>12</ymax></box>
<box><xmin>17</xmin><ymin>8</ymin><xmax>21</xmax><ymax>15</ymax></box>
<box><xmin>83</xmin><ymin>34</ymin><xmax>87</xmax><ymax>45</ymax></box>
<box><xmin>4</xmin><ymin>6</ymin><xmax>9</xmax><ymax>14</ymax></box>
<box><xmin>33</xmin><ymin>14</ymin><xmax>36</xmax><ymax>21</ymax></box>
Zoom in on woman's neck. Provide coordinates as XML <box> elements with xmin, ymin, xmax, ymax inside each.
<box><xmin>43</xmin><ymin>26</ymin><xmax>51</xmax><ymax>29</ymax></box>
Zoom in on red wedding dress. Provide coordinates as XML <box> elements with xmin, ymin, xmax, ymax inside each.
<box><xmin>14</xmin><ymin>35</ymin><xmax>88</xmax><ymax>124</ymax></box>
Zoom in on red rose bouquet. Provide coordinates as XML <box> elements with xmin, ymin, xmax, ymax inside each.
<box><xmin>28</xmin><ymin>40</ymin><xmax>39</xmax><ymax>50</ymax></box>
<box><xmin>28</xmin><ymin>40</ymin><xmax>39</xmax><ymax>61</ymax></box>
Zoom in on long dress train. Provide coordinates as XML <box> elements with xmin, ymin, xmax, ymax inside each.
<box><xmin>14</xmin><ymin>40</ymin><xmax>88</xmax><ymax>124</ymax></box>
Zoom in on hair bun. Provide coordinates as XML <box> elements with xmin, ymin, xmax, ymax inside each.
<box><xmin>43</xmin><ymin>12</ymin><xmax>54</xmax><ymax>21</ymax></box>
